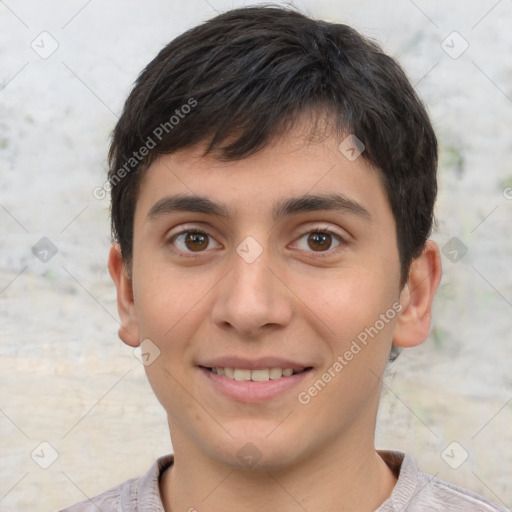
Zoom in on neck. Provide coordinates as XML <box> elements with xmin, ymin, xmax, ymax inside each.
<box><xmin>161</xmin><ymin>429</ymin><xmax>397</xmax><ymax>512</ymax></box>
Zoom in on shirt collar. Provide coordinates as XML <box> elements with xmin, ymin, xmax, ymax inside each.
<box><xmin>138</xmin><ymin>451</ymin><xmax>413</xmax><ymax>511</ymax></box>
<box><xmin>376</xmin><ymin>450</ymin><xmax>418</xmax><ymax>511</ymax></box>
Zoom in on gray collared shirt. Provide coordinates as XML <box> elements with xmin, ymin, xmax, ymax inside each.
<box><xmin>59</xmin><ymin>451</ymin><xmax>510</xmax><ymax>511</ymax></box>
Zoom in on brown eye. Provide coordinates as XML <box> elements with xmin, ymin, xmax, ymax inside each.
<box><xmin>294</xmin><ymin>229</ymin><xmax>343</xmax><ymax>254</ymax></box>
<box><xmin>171</xmin><ymin>229</ymin><xmax>219</xmax><ymax>254</ymax></box>
<box><xmin>307</xmin><ymin>232</ymin><xmax>333</xmax><ymax>251</ymax></box>
<box><xmin>184</xmin><ymin>232</ymin><xmax>209</xmax><ymax>251</ymax></box>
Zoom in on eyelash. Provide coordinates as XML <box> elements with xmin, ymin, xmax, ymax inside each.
<box><xmin>167</xmin><ymin>226</ymin><xmax>346</xmax><ymax>258</ymax></box>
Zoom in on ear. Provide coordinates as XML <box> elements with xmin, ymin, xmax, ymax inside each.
<box><xmin>393</xmin><ymin>240</ymin><xmax>442</xmax><ymax>348</ymax></box>
<box><xmin>108</xmin><ymin>244</ymin><xmax>140</xmax><ymax>347</ymax></box>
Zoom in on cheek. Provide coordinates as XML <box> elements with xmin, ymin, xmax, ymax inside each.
<box><xmin>132</xmin><ymin>253</ymin><xmax>203</xmax><ymax>342</ymax></box>
<box><xmin>299</xmin><ymin>267</ymin><xmax>398</xmax><ymax>348</ymax></box>
<box><xmin>133</xmin><ymin>269</ymin><xmax>199</xmax><ymax>415</ymax></box>
<box><xmin>298</xmin><ymin>276</ymin><xmax>399</xmax><ymax>424</ymax></box>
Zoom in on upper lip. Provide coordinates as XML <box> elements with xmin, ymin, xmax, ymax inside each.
<box><xmin>198</xmin><ymin>357</ymin><xmax>310</xmax><ymax>372</ymax></box>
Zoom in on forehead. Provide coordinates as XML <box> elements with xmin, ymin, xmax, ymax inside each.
<box><xmin>134</xmin><ymin>129</ymin><xmax>391</xmax><ymax>227</ymax></box>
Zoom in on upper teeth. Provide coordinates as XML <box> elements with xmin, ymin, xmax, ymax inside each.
<box><xmin>212</xmin><ymin>368</ymin><xmax>294</xmax><ymax>381</ymax></box>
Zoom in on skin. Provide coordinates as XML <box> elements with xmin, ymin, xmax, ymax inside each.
<box><xmin>109</xmin><ymin>125</ymin><xmax>442</xmax><ymax>512</ymax></box>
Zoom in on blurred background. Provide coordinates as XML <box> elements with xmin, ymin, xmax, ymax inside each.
<box><xmin>1</xmin><ymin>0</ymin><xmax>511</xmax><ymax>510</ymax></box>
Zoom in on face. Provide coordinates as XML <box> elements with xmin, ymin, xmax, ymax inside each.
<box><xmin>119</xmin><ymin>128</ymin><xmax>413</xmax><ymax>471</ymax></box>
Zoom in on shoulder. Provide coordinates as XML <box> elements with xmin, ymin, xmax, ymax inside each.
<box><xmin>414</xmin><ymin>471</ymin><xmax>509</xmax><ymax>511</ymax></box>
<box><xmin>58</xmin><ymin>475</ymin><xmax>140</xmax><ymax>512</ymax></box>
<box><xmin>58</xmin><ymin>455</ymin><xmax>174</xmax><ymax>512</ymax></box>
<box><xmin>378</xmin><ymin>451</ymin><xmax>510</xmax><ymax>512</ymax></box>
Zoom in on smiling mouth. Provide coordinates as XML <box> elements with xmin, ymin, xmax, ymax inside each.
<box><xmin>200</xmin><ymin>366</ymin><xmax>312</xmax><ymax>382</ymax></box>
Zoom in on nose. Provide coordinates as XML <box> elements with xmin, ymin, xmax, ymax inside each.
<box><xmin>211</xmin><ymin>245</ymin><xmax>294</xmax><ymax>338</ymax></box>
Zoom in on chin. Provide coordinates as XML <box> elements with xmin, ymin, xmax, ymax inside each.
<box><xmin>204</xmin><ymin>430</ymin><xmax>308</xmax><ymax>473</ymax></box>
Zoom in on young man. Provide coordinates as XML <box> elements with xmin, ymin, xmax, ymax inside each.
<box><xmin>62</xmin><ymin>6</ymin><xmax>508</xmax><ymax>512</ymax></box>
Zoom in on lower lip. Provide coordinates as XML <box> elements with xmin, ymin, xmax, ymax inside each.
<box><xmin>199</xmin><ymin>367</ymin><xmax>312</xmax><ymax>402</ymax></box>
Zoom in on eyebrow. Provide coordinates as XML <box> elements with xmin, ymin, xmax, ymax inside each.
<box><xmin>147</xmin><ymin>193</ymin><xmax>372</xmax><ymax>222</ymax></box>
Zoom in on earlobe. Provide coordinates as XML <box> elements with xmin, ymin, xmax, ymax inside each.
<box><xmin>393</xmin><ymin>240</ymin><xmax>442</xmax><ymax>348</ymax></box>
<box><xmin>108</xmin><ymin>244</ymin><xmax>140</xmax><ymax>347</ymax></box>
